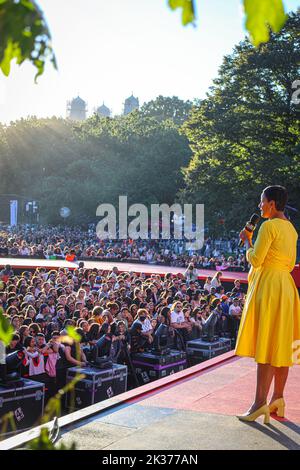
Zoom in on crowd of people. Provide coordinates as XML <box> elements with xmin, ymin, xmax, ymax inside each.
<box><xmin>0</xmin><ymin>263</ymin><xmax>244</xmax><ymax>400</ymax></box>
<box><xmin>0</xmin><ymin>225</ymin><xmax>249</xmax><ymax>271</ymax></box>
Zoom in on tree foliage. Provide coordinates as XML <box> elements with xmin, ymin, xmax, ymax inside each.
<box><xmin>244</xmin><ymin>0</ymin><xmax>287</xmax><ymax>46</ymax></box>
<box><xmin>168</xmin><ymin>0</ymin><xmax>196</xmax><ymax>26</ymax></box>
<box><xmin>180</xmin><ymin>12</ymin><xmax>300</xmax><ymax>235</ymax></box>
<box><xmin>140</xmin><ymin>95</ymin><xmax>193</xmax><ymax>125</ymax></box>
<box><xmin>26</xmin><ymin>427</ymin><xmax>76</xmax><ymax>450</ymax></box>
<box><xmin>0</xmin><ymin>0</ymin><xmax>56</xmax><ymax>80</ymax></box>
<box><xmin>168</xmin><ymin>0</ymin><xmax>290</xmax><ymax>47</ymax></box>
<box><xmin>0</xmin><ymin>310</ymin><xmax>13</xmax><ymax>345</ymax></box>
<box><xmin>0</xmin><ymin>97</ymin><xmax>192</xmax><ymax>224</ymax></box>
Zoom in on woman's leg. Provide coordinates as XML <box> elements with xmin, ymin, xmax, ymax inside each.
<box><xmin>247</xmin><ymin>363</ymin><xmax>275</xmax><ymax>413</ymax></box>
<box><xmin>269</xmin><ymin>367</ymin><xmax>289</xmax><ymax>402</ymax></box>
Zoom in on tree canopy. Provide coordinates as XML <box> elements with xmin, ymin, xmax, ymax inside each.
<box><xmin>140</xmin><ymin>96</ymin><xmax>194</xmax><ymax>125</ymax></box>
<box><xmin>0</xmin><ymin>96</ymin><xmax>192</xmax><ymax>224</ymax></box>
<box><xmin>179</xmin><ymin>12</ymin><xmax>300</xmax><ymax>234</ymax></box>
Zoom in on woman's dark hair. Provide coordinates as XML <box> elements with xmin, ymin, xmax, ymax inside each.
<box><xmin>73</xmin><ymin>310</ymin><xmax>81</xmax><ymax>320</ymax></box>
<box><xmin>263</xmin><ymin>185</ymin><xmax>288</xmax><ymax>211</ymax></box>
<box><xmin>6</xmin><ymin>306</ymin><xmax>19</xmax><ymax>317</ymax></box>
<box><xmin>25</xmin><ymin>305</ymin><xmax>36</xmax><ymax>318</ymax></box>
<box><xmin>194</xmin><ymin>290</ymin><xmax>201</xmax><ymax>300</ymax></box>
<box><xmin>87</xmin><ymin>322</ymin><xmax>100</xmax><ymax>341</ymax></box>
<box><xmin>24</xmin><ymin>335</ymin><xmax>34</xmax><ymax>348</ymax></box>
<box><xmin>159</xmin><ymin>306</ymin><xmax>171</xmax><ymax>326</ymax></box>
<box><xmin>75</xmin><ymin>327</ymin><xmax>87</xmax><ymax>343</ymax></box>
<box><xmin>28</xmin><ymin>322</ymin><xmax>41</xmax><ymax>335</ymax></box>
<box><xmin>19</xmin><ymin>325</ymin><xmax>29</xmax><ymax>342</ymax></box>
<box><xmin>129</xmin><ymin>304</ymin><xmax>138</xmax><ymax>314</ymax></box>
<box><xmin>192</xmin><ymin>307</ymin><xmax>202</xmax><ymax>318</ymax></box>
<box><xmin>46</xmin><ymin>322</ymin><xmax>57</xmax><ymax>335</ymax></box>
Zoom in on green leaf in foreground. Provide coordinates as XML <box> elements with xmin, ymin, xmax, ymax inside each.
<box><xmin>168</xmin><ymin>0</ymin><xmax>196</xmax><ymax>26</ymax></box>
<box><xmin>65</xmin><ymin>325</ymin><xmax>81</xmax><ymax>343</ymax></box>
<box><xmin>0</xmin><ymin>0</ymin><xmax>57</xmax><ymax>81</ymax></box>
<box><xmin>0</xmin><ymin>310</ymin><xmax>13</xmax><ymax>346</ymax></box>
<box><xmin>26</xmin><ymin>427</ymin><xmax>76</xmax><ymax>450</ymax></box>
<box><xmin>243</xmin><ymin>0</ymin><xmax>287</xmax><ymax>46</ymax></box>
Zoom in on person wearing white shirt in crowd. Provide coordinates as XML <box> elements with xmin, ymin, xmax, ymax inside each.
<box><xmin>213</xmin><ymin>248</ymin><xmax>220</xmax><ymax>257</ymax></box>
<box><xmin>229</xmin><ymin>298</ymin><xmax>242</xmax><ymax>319</ymax></box>
<box><xmin>170</xmin><ymin>301</ymin><xmax>192</xmax><ymax>343</ymax></box>
<box><xmin>23</xmin><ymin>335</ymin><xmax>51</xmax><ymax>377</ymax></box>
<box><xmin>229</xmin><ymin>297</ymin><xmax>242</xmax><ymax>338</ymax></box>
<box><xmin>146</xmin><ymin>250</ymin><xmax>153</xmax><ymax>262</ymax></box>
<box><xmin>19</xmin><ymin>245</ymin><xmax>31</xmax><ymax>256</ymax></box>
<box><xmin>170</xmin><ymin>301</ymin><xmax>185</xmax><ymax>326</ymax></box>
<box><xmin>203</xmin><ymin>276</ymin><xmax>212</xmax><ymax>293</ymax></box>
<box><xmin>211</xmin><ymin>272</ymin><xmax>222</xmax><ymax>289</ymax></box>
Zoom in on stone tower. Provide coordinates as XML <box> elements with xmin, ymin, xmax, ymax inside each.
<box><xmin>67</xmin><ymin>96</ymin><xmax>87</xmax><ymax>120</ymax></box>
<box><xmin>123</xmin><ymin>94</ymin><xmax>139</xmax><ymax>115</ymax></box>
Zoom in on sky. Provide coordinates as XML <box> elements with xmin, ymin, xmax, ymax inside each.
<box><xmin>0</xmin><ymin>0</ymin><xmax>299</xmax><ymax>123</ymax></box>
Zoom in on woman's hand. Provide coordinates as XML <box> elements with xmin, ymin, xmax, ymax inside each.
<box><xmin>239</xmin><ymin>229</ymin><xmax>253</xmax><ymax>247</ymax></box>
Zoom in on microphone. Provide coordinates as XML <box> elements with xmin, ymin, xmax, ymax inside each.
<box><xmin>238</xmin><ymin>213</ymin><xmax>260</xmax><ymax>248</ymax></box>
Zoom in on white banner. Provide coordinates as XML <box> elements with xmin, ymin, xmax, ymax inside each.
<box><xmin>10</xmin><ymin>199</ymin><xmax>18</xmax><ymax>226</ymax></box>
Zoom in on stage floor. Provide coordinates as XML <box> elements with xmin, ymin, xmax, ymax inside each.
<box><xmin>0</xmin><ymin>257</ymin><xmax>249</xmax><ymax>284</ymax></box>
<box><xmin>58</xmin><ymin>356</ymin><xmax>300</xmax><ymax>450</ymax></box>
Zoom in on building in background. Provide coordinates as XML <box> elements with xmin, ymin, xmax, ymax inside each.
<box><xmin>67</xmin><ymin>96</ymin><xmax>87</xmax><ymax>121</ymax></box>
<box><xmin>66</xmin><ymin>94</ymin><xmax>140</xmax><ymax>119</ymax></box>
<box><xmin>96</xmin><ymin>102</ymin><xmax>111</xmax><ymax>118</ymax></box>
<box><xmin>123</xmin><ymin>94</ymin><xmax>139</xmax><ymax>115</ymax></box>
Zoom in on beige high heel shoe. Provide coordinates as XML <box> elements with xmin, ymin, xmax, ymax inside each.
<box><xmin>236</xmin><ymin>404</ymin><xmax>270</xmax><ymax>424</ymax></box>
<box><xmin>269</xmin><ymin>398</ymin><xmax>285</xmax><ymax>418</ymax></box>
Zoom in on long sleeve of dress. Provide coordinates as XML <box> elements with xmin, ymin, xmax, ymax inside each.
<box><xmin>246</xmin><ymin>221</ymin><xmax>275</xmax><ymax>269</ymax></box>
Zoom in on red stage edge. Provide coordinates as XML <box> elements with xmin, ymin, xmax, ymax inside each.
<box><xmin>1</xmin><ymin>258</ymin><xmax>299</xmax><ymax>286</ymax></box>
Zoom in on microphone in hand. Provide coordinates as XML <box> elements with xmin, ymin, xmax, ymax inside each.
<box><xmin>238</xmin><ymin>213</ymin><xmax>260</xmax><ymax>248</ymax></box>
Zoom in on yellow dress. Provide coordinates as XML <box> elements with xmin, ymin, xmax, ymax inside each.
<box><xmin>235</xmin><ymin>218</ymin><xmax>300</xmax><ymax>367</ymax></box>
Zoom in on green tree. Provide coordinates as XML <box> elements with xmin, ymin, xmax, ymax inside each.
<box><xmin>0</xmin><ymin>101</ymin><xmax>192</xmax><ymax>224</ymax></box>
<box><xmin>140</xmin><ymin>95</ymin><xmax>194</xmax><ymax>125</ymax></box>
<box><xmin>180</xmin><ymin>12</ymin><xmax>300</xmax><ymax>235</ymax></box>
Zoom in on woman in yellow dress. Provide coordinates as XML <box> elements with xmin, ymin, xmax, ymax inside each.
<box><xmin>235</xmin><ymin>185</ymin><xmax>300</xmax><ymax>424</ymax></box>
